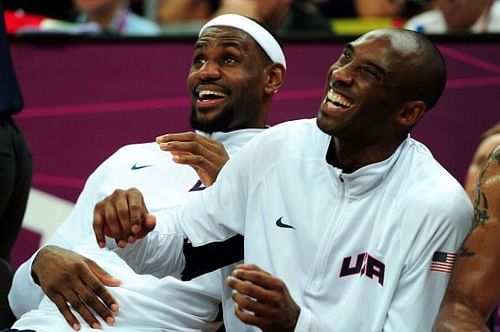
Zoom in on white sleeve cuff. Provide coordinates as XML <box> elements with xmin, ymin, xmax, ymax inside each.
<box><xmin>8</xmin><ymin>246</ymin><xmax>45</xmax><ymax>317</ymax></box>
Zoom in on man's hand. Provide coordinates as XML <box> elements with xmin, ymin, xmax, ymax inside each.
<box><xmin>156</xmin><ymin>132</ymin><xmax>229</xmax><ymax>186</ymax></box>
<box><xmin>93</xmin><ymin>188</ymin><xmax>156</xmax><ymax>249</ymax></box>
<box><xmin>32</xmin><ymin>245</ymin><xmax>121</xmax><ymax>331</ymax></box>
<box><xmin>226</xmin><ymin>264</ymin><xmax>300</xmax><ymax>332</ymax></box>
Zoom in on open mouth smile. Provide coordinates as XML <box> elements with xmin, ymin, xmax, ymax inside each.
<box><xmin>195</xmin><ymin>89</ymin><xmax>228</xmax><ymax>109</ymax></box>
<box><xmin>324</xmin><ymin>89</ymin><xmax>353</xmax><ymax>111</ymax></box>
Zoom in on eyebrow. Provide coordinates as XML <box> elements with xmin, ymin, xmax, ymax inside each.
<box><xmin>194</xmin><ymin>39</ymin><xmax>246</xmax><ymax>51</ymax></box>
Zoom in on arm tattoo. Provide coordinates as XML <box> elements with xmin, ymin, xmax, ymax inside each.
<box><xmin>471</xmin><ymin>193</ymin><xmax>489</xmax><ymax>230</ymax></box>
<box><xmin>459</xmin><ymin>246</ymin><xmax>475</xmax><ymax>257</ymax></box>
<box><xmin>459</xmin><ymin>146</ymin><xmax>500</xmax><ymax>257</ymax></box>
<box><xmin>459</xmin><ymin>191</ymin><xmax>489</xmax><ymax>257</ymax></box>
<box><xmin>469</xmin><ymin>146</ymin><xmax>498</xmax><ymax>230</ymax></box>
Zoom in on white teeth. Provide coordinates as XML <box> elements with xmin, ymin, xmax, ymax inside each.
<box><xmin>198</xmin><ymin>90</ymin><xmax>226</xmax><ymax>99</ymax></box>
<box><xmin>327</xmin><ymin>90</ymin><xmax>352</xmax><ymax>108</ymax></box>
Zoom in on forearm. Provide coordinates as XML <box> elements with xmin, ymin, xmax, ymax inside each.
<box><xmin>433</xmin><ymin>293</ymin><xmax>489</xmax><ymax>332</ymax></box>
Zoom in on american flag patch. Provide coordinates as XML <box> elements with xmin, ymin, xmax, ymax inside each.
<box><xmin>430</xmin><ymin>251</ymin><xmax>456</xmax><ymax>273</ymax></box>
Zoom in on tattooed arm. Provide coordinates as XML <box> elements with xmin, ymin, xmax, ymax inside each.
<box><xmin>433</xmin><ymin>146</ymin><xmax>500</xmax><ymax>332</ymax></box>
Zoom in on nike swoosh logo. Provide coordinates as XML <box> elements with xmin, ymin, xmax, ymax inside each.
<box><xmin>131</xmin><ymin>163</ymin><xmax>152</xmax><ymax>170</ymax></box>
<box><xmin>275</xmin><ymin>217</ymin><xmax>295</xmax><ymax>229</ymax></box>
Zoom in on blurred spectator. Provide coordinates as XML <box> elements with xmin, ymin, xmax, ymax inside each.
<box><xmin>464</xmin><ymin>123</ymin><xmax>500</xmax><ymax>198</ymax></box>
<box><xmin>157</xmin><ymin>0</ymin><xmax>333</xmax><ymax>37</ymax></box>
<box><xmin>353</xmin><ymin>0</ymin><xmax>406</xmax><ymax>17</ymax></box>
<box><xmin>214</xmin><ymin>0</ymin><xmax>333</xmax><ymax>36</ymax></box>
<box><xmin>75</xmin><ymin>0</ymin><xmax>160</xmax><ymax>35</ymax></box>
<box><xmin>405</xmin><ymin>0</ymin><xmax>500</xmax><ymax>33</ymax></box>
<box><xmin>4</xmin><ymin>0</ymin><xmax>160</xmax><ymax>35</ymax></box>
<box><xmin>156</xmin><ymin>0</ymin><xmax>219</xmax><ymax>23</ymax></box>
<box><xmin>2</xmin><ymin>0</ymin><xmax>74</xmax><ymax>21</ymax></box>
<box><xmin>310</xmin><ymin>0</ymin><xmax>433</xmax><ymax>19</ymax></box>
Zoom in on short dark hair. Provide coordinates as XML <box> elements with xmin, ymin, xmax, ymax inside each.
<box><xmin>405</xmin><ymin>29</ymin><xmax>447</xmax><ymax>110</ymax></box>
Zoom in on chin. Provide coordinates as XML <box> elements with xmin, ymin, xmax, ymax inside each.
<box><xmin>316</xmin><ymin>114</ymin><xmax>335</xmax><ymax>136</ymax></box>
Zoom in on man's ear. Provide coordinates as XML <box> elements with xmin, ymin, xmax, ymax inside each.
<box><xmin>397</xmin><ymin>100</ymin><xmax>426</xmax><ymax>127</ymax></box>
<box><xmin>264</xmin><ymin>63</ymin><xmax>286</xmax><ymax>95</ymax></box>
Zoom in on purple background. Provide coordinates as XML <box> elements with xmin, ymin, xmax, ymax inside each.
<box><xmin>8</xmin><ymin>37</ymin><xmax>500</xmax><ymax>265</ymax></box>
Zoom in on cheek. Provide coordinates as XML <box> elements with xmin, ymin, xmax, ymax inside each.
<box><xmin>239</xmin><ymin>74</ymin><xmax>262</xmax><ymax>93</ymax></box>
<box><xmin>186</xmin><ymin>73</ymin><xmax>196</xmax><ymax>91</ymax></box>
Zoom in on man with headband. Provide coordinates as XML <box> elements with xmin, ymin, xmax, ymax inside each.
<box><xmin>94</xmin><ymin>28</ymin><xmax>472</xmax><ymax>331</ymax></box>
<box><xmin>6</xmin><ymin>14</ymin><xmax>286</xmax><ymax>331</ymax></box>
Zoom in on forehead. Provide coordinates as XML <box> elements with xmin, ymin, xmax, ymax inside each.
<box><xmin>196</xmin><ymin>26</ymin><xmax>257</xmax><ymax>51</ymax></box>
<box><xmin>349</xmin><ymin>30</ymin><xmax>420</xmax><ymax>70</ymax></box>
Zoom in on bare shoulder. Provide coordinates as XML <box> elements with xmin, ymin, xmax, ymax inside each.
<box><xmin>470</xmin><ymin>145</ymin><xmax>500</xmax><ymax>230</ymax></box>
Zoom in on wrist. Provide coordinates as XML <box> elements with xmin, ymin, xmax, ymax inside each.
<box><xmin>31</xmin><ymin>245</ymin><xmax>57</xmax><ymax>285</ymax></box>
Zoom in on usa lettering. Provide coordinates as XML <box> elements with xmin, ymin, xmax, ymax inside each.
<box><xmin>339</xmin><ymin>253</ymin><xmax>385</xmax><ymax>286</ymax></box>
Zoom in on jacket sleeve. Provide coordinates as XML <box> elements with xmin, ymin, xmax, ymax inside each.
<box><xmin>293</xmin><ymin>307</ymin><xmax>334</xmax><ymax>332</ymax></box>
<box><xmin>382</xmin><ymin>191</ymin><xmax>473</xmax><ymax>331</ymax></box>
<box><xmin>121</xmin><ymin>136</ymin><xmax>257</xmax><ymax>277</ymax></box>
<box><xmin>111</xmin><ymin>208</ymin><xmax>187</xmax><ymax>278</ymax></box>
<box><xmin>178</xmin><ymin>137</ymin><xmax>255</xmax><ymax>246</ymax></box>
<box><xmin>8</xmin><ymin>156</ymin><xmax>108</xmax><ymax>317</ymax></box>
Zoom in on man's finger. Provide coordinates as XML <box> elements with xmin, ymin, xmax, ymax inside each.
<box><xmin>87</xmin><ymin>260</ymin><xmax>120</xmax><ymax>314</ymax></box>
<box><xmin>231</xmin><ymin>266</ymin><xmax>276</xmax><ymax>289</ymax></box>
<box><xmin>64</xmin><ymin>289</ymin><xmax>102</xmax><ymax>330</ymax></box>
<box><xmin>233</xmin><ymin>302</ymin><xmax>262</xmax><ymax>328</ymax></box>
<box><xmin>103</xmin><ymin>203</ymin><xmax>125</xmax><ymax>248</ymax></box>
<box><xmin>93</xmin><ymin>207</ymin><xmax>107</xmax><ymax>248</ymax></box>
<box><xmin>127</xmin><ymin>188</ymin><xmax>148</xmax><ymax>236</ymax></box>
<box><xmin>227</xmin><ymin>275</ymin><xmax>270</xmax><ymax>300</ymax></box>
<box><xmin>51</xmin><ymin>293</ymin><xmax>82</xmax><ymax>331</ymax></box>
<box><xmin>112</xmin><ymin>195</ymin><xmax>132</xmax><ymax>244</ymax></box>
<box><xmin>133</xmin><ymin>214</ymin><xmax>157</xmax><ymax>239</ymax></box>
<box><xmin>75</xmin><ymin>283</ymin><xmax>115</xmax><ymax>326</ymax></box>
<box><xmin>88</xmin><ymin>259</ymin><xmax>121</xmax><ymax>287</ymax></box>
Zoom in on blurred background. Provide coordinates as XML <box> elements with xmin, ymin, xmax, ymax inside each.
<box><xmin>3</xmin><ymin>0</ymin><xmax>500</xmax><ymax>271</ymax></box>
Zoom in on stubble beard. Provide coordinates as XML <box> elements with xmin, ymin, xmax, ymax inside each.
<box><xmin>189</xmin><ymin>105</ymin><xmax>235</xmax><ymax>134</ymax></box>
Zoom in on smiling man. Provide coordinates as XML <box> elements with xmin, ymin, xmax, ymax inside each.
<box><xmin>405</xmin><ymin>0</ymin><xmax>500</xmax><ymax>33</ymax></box>
<box><xmin>95</xmin><ymin>28</ymin><xmax>473</xmax><ymax>331</ymax></box>
<box><xmin>8</xmin><ymin>14</ymin><xmax>286</xmax><ymax>332</ymax></box>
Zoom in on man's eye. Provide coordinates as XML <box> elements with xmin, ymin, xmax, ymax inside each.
<box><xmin>194</xmin><ymin>57</ymin><xmax>206</xmax><ymax>65</ymax></box>
<box><xmin>343</xmin><ymin>50</ymin><xmax>353</xmax><ymax>61</ymax></box>
<box><xmin>338</xmin><ymin>51</ymin><xmax>352</xmax><ymax>65</ymax></box>
<box><xmin>222</xmin><ymin>56</ymin><xmax>237</xmax><ymax>64</ymax></box>
<box><xmin>361</xmin><ymin>67</ymin><xmax>381</xmax><ymax>80</ymax></box>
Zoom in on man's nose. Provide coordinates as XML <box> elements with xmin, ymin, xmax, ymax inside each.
<box><xmin>198</xmin><ymin>61</ymin><xmax>221</xmax><ymax>81</ymax></box>
<box><xmin>332</xmin><ymin>65</ymin><xmax>353</xmax><ymax>86</ymax></box>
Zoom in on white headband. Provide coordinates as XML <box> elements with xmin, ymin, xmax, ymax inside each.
<box><xmin>199</xmin><ymin>14</ymin><xmax>286</xmax><ymax>69</ymax></box>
